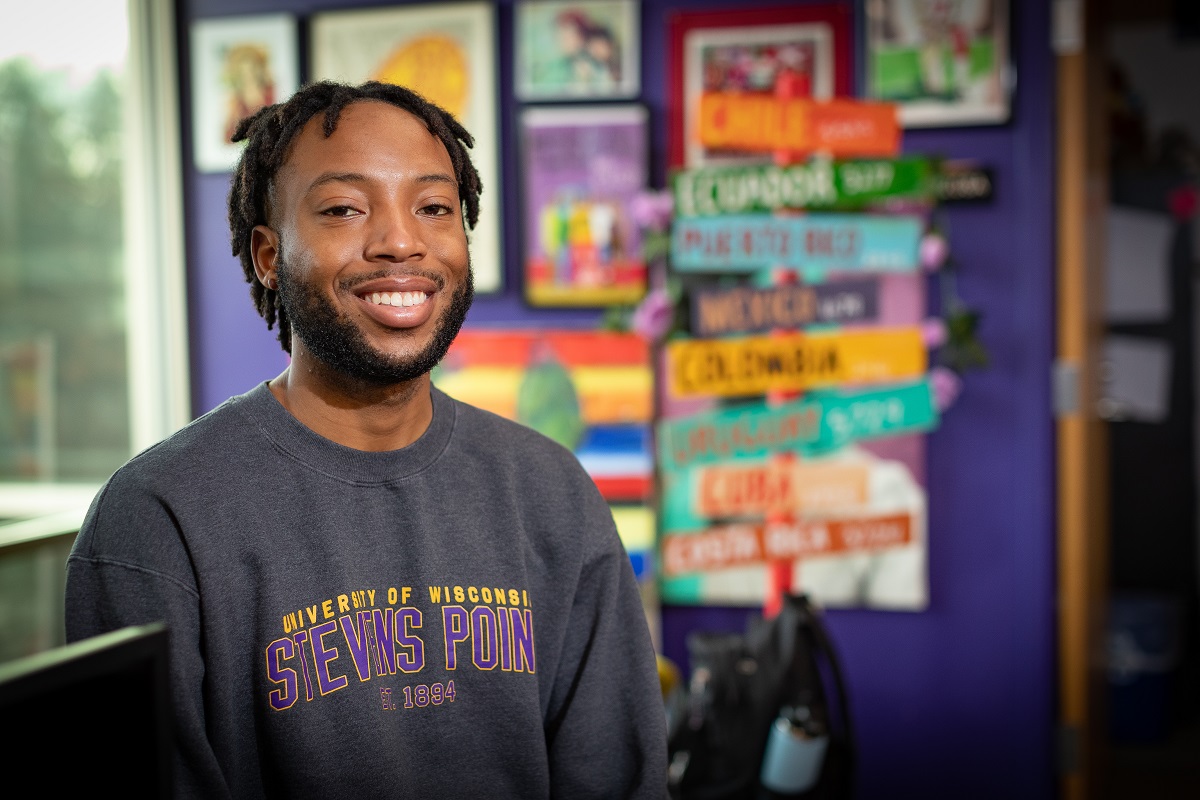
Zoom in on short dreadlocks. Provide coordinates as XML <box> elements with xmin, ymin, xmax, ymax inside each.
<box><xmin>227</xmin><ymin>80</ymin><xmax>483</xmax><ymax>353</ymax></box>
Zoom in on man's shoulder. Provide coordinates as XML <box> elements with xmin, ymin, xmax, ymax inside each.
<box><xmin>449</xmin><ymin>395</ymin><xmax>573</xmax><ymax>449</ymax></box>
<box><xmin>442</xmin><ymin>393</ymin><xmax>591</xmax><ymax>474</ymax></box>
<box><xmin>112</xmin><ymin>386</ymin><xmax>266</xmax><ymax>480</ymax></box>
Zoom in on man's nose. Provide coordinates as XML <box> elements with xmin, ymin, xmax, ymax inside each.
<box><xmin>364</xmin><ymin>204</ymin><xmax>426</xmax><ymax>261</ymax></box>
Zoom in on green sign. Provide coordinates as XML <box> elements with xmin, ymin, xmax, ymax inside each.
<box><xmin>671</xmin><ymin>157</ymin><xmax>936</xmax><ymax>217</ymax></box>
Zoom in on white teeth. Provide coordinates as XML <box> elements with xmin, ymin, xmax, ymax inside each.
<box><xmin>367</xmin><ymin>291</ymin><xmax>427</xmax><ymax>307</ymax></box>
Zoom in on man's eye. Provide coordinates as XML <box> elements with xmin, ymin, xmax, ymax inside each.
<box><xmin>419</xmin><ymin>203</ymin><xmax>452</xmax><ymax>216</ymax></box>
<box><xmin>322</xmin><ymin>206</ymin><xmax>359</xmax><ymax>217</ymax></box>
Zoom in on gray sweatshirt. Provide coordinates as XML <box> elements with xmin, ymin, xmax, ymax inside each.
<box><xmin>66</xmin><ymin>383</ymin><xmax>667</xmax><ymax>799</ymax></box>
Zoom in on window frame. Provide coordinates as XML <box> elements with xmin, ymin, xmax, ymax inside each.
<box><xmin>0</xmin><ymin>0</ymin><xmax>190</xmax><ymax>527</ymax></box>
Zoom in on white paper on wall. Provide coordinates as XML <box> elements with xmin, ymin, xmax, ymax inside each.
<box><xmin>1106</xmin><ymin>206</ymin><xmax>1173</xmax><ymax>323</ymax></box>
<box><xmin>1102</xmin><ymin>334</ymin><xmax>1172</xmax><ymax>423</ymax></box>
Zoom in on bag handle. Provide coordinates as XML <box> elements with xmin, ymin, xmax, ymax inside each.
<box><xmin>779</xmin><ymin>593</ymin><xmax>857</xmax><ymax>797</ymax></box>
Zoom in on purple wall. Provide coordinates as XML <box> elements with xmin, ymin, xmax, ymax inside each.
<box><xmin>179</xmin><ymin>1</ymin><xmax>1058</xmax><ymax>797</ymax></box>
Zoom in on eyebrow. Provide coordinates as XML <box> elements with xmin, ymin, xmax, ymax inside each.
<box><xmin>304</xmin><ymin>171</ymin><xmax>457</xmax><ymax>195</ymax></box>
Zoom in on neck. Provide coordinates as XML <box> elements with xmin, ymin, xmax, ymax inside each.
<box><xmin>268</xmin><ymin>351</ymin><xmax>434</xmax><ymax>452</ymax></box>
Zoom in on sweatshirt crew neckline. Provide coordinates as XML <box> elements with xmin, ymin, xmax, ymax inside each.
<box><xmin>236</xmin><ymin>381</ymin><xmax>457</xmax><ymax>485</ymax></box>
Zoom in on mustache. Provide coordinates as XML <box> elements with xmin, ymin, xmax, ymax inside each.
<box><xmin>336</xmin><ymin>268</ymin><xmax>447</xmax><ymax>293</ymax></box>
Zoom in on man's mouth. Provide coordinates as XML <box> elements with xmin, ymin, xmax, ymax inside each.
<box><xmin>365</xmin><ymin>291</ymin><xmax>429</xmax><ymax>307</ymax></box>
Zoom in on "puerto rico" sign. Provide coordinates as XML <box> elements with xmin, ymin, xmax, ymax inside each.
<box><xmin>671</xmin><ymin>213</ymin><xmax>923</xmax><ymax>276</ymax></box>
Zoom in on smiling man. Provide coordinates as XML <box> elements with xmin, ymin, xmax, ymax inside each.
<box><xmin>65</xmin><ymin>81</ymin><xmax>668</xmax><ymax>799</ymax></box>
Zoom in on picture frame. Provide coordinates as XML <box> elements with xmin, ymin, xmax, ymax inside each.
<box><xmin>514</xmin><ymin>0</ymin><xmax>640</xmax><ymax>101</ymax></box>
<box><xmin>189</xmin><ymin>13</ymin><xmax>299</xmax><ymax>174</ymax></box>
<box><xmin>309</xmin><ymin>2</ymin><xmax>504</xmax><ymax>294</ymax></box>
<box><xmin>864</xmin><ymin>0</ymin><xmax>1011</xmax><ymax>128</ymax></box>
<box><xmin>519</xmin><ymin>104</ymin><xmax>650</xmax><ymax>308</ymax></box>
<box><xmin>668</xmin><ymin>4</ymin><xmax>852</xmax><ymax>169</ymax></box>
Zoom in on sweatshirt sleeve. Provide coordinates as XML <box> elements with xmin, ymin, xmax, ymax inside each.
<box><xmin>65</xmin><ymin>478</ymin><xmax>232</xmax><ymax>800</ymax></box>
<box><xmin>542</xmin><ymin>501</ymin><xmax>669</xmax><ymax>800</ymax></box>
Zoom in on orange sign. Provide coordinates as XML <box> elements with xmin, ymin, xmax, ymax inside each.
<box><xmin>695</xmin><ymin>461</ymin><xmax>870</xmax><ymax>518</ymax></box>
<box><xmin>697</xmin><ymin>93</ymin><xmax>901</xmax><ymax>158</ymax></box>
<box><xmin>662</xmin><ymin>513</ymin><xmax>914</xmax><ymax>576</ymax></box>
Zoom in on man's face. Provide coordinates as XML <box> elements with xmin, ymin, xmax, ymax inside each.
<box><xmin>256</xmin><ymin>100</ymin><xmax>473</xmax><ymax>387</ymax></box>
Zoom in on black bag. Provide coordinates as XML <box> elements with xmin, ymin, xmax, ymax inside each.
<box><xmin>666</xmin><ymin>593</ymin><xmax>855</xmax><ymax>800</ymax></box>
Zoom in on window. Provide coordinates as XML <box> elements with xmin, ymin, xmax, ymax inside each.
<box><xmin>0</xmin><ymin>0</ymin><xmax>189</xmax><ymax>521</ymax></box>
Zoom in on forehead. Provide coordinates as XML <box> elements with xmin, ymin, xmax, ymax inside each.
<box><xmin>273</xmin><ymin>100</ymin><xmax>455</xmax><ymax>201</ymax></box>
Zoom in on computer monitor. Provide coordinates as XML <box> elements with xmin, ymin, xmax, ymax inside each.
<box><xmin>0</xmin><ymin>622</ymin><xmax>172</xmax><ymax>797</ymax></box>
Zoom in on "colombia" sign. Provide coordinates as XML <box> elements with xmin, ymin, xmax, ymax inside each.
<box><xmin>666</xmin><ymin>327</ymin><xmax>927</xmax><ymax>398</ymax></box>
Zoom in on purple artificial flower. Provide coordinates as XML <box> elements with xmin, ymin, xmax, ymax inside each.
<box><xmin>920</xmin><ymin>232</ymin><xmax>950</xmax><ymax>272</ymax></box>
<box><xmin>930</xmin><ymin>366</ymin><xmax>962</xmax><ymax>412</ymax></box>
<box><xmin>631</xmin><ymin>289</ymin><xmax>676</xmax><ymax>342</ymax></box>
<box><xmin>921</xmin><ymin>317</ymin><xmax>948</xmax><ymax>349</ymax></box>
<box><xmin>629</xmin><ymin>190</ymin><xmax>674</xmax><ymax>233</ymax></box>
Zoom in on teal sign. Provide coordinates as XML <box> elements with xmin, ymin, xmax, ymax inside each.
<box><xmin>657</xmin><ymin>380</ymin><xmax>938</xmax><ymax>531</ymax></box>
<box><xmin>670</xmin><ymin>214</ymin><xmax>923</xmax><ymax>278</ymax></box>
<box><xmin>658</xmin><ymin>379</ymin><xmax>939</xmax><ymax>472</ymax></box>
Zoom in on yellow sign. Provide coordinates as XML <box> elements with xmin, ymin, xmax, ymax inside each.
<box><xmin>667</xmin><ymin>327</ymin><xmax>926</xmax><ymax>398</ymax></box>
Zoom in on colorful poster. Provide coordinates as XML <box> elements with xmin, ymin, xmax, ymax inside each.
<box><xmin>690</xmin><ymin>278</ymin><xmax>881</xmax><ymax>337</ymax></box>
<box><xmin>658</xmin><ymin>380</ymin><xmax>938</xmax><ymax>470</ymax></box>
<box><xmin>672</xmin><ymin>157</ymin><xmax>936</xmax><ymax>217</ymax></box>
<box><xmin>671</xmin><ymin>213</ymin><xmax>923</xmax><ymax>277</ymax></box>
<box><xmin>670</xmin><ymin>6</ymin><xmax>851</xmax><ymax>168</ymax></box>
<box><xmin>431</xmin><ymin>329</ymin><xmax>653</xmax><ymax>502</ymax></box>
<box><xmin>521</xmin><ymin>105</ymin><xmax>649</xmax><ymax>307</ymax></box>
<box><xmin>189</xmin><ymin>14</ymin><xmax>299</xmax><ymax>173</ymax></box>
<box><xmin>514</xmin><ymin>0</ymin><xmax>640</xmax><ymax>100</ymax></box>
<box><xmin>309</xmin><ymin>2</ymin><xmax>503</xmax><ymax>294</ymax></box>
<box><xmin>659</xmin><ymin>440</ymin><xmax>929</xmax><ymax>610</ymax></box>
<box><xmin>865</xmin><ymin>0</ymin><xmax>1011</xmax><ymax>128</ymax></box>
<box><xmin>666</xmin><ymin>327</ymin><xmax>927</xmax><ymax>399</ymax></box>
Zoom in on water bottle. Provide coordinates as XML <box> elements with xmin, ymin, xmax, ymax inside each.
<box><xmin>758</xmin><ymin>704</ymin><xmax>829</xmax><ymax>795</ymax></box>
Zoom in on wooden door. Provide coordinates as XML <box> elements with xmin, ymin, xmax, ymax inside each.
<box><xmin>1056</xmin><ymin>2</ymin><xmax>1111</xmax><ymax>798</ymax></box>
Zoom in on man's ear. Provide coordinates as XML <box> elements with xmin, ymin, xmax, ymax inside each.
<box><xmin>251</xmin><ymin>225</ymin><xmax>280</xmax><ymax>289</ymax></box>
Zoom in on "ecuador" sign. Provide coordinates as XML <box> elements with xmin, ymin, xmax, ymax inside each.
<box><xmin>671</xmin><ymin>214</ymin><xmax>923</xmax><ymax>276</ymax></box>
<box><xmin>672</xmin><ymin>157</ymin><xmax>935</xmax><ymax>217</ymax></box>
<box><xmin>666</xmin><ymin>327</ymin><xmax>927</xmax><ymax>398</ymax></box>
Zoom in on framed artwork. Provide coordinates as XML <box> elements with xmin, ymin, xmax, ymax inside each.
<box><xmin>520</xmin><ymin>105</ymin><xmax>649</xmax><ymax>307</ymax></box>
<box><xmin>864</xmin><ymin>0</ymin><xmax>1011</xmax><ymax>127</ymax></box>
<box><xmin>515</xmin><ymin>0</ymin><xmax>640</xmax><ymax>100</ymax></box>
<box><xmin>668</xmin><ymin>5</ymin><xmax>852</xmax><ymax>169</ymax></box>
<box><xmin>189</xmin><ymin>14</ymin><xmax>299</xmax><ymax>173</ymax></box>
<box><xmin>309</xmin><ymin>2</ymin><xmax>504</xmax><ymax>294</ymax></box>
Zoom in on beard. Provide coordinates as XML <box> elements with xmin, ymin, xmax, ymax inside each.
<box><xmin>276</xmin><ymin>256</ymin><xmax>475</xmax><ymax>388</ymax></box>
